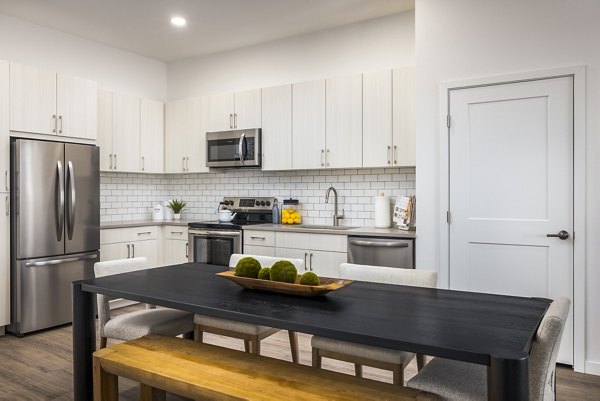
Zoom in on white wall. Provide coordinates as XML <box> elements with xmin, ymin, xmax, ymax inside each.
<box><xmin>0</xmin><ymin>14</ymin><xmax>166</xmax><ymax>100</ymax></box>
<box><xmin>167</xmin><ymin>11</ymin><xmax>414</xmax><ymax>100</ymax></box>
<box><xmin>415</xmin><ymin>0</ymin><xmax>600</xmax><ymax>374</ymax></box>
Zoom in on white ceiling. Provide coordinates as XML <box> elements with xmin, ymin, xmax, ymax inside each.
<box><xmin>0</xmin><ymin>0</ymin><xmax>415</xmax><ymax>62</ymax></box>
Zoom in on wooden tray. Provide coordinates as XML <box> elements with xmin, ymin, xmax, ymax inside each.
<box><xmin>216</xmin><ymin>271</ymin><xmax>352</xmax><ymax>297</ymax></box>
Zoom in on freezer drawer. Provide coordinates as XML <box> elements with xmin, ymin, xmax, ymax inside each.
<box><xmin>347</xmin><ymin>236</ymin><xmax>414</xmax><ymax>269</ymax></box>
<box><xmin>10</xmin><ymin>252</ymin><xmax>98</xmax><ymax>334</ymax></box>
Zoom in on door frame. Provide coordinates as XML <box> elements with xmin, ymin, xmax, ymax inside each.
<box><xmin>438</xmin><ymin>66</ymin><xmax>586</xmax><ymax>372</ymax></box>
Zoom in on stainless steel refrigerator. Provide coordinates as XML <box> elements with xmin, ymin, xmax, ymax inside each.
<box><xmin>9</xmin><ymin>138</ymin><xmax>100</xmax><ymax>335</ymax></box>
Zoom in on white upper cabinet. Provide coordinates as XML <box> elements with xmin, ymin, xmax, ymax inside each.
<box><xmin>9</xmin><ymin>63</ymin><xmax>97</xmax><ymax>140</ymax></box>
<box><xmin>392</xmin><ymin>66</ymin><xmax>416</xmax><ymax>166</ymax></box>
<box><xmin>187</xmin><ymin>96</ymin><xmax>210</xmax><ymax>173</ymax></box>
<box><xmin>209</xmin><ymin>89</ymin><xmax>261</xmax><ymax>131</ymax></box>
<box><xmin>234</xmin><ymin>88</ymin><xmax>261</xmax><ymax>129</ymax></box>
<box><xmin>56</xmin><ymin>73</ymin><xmax>97</xmax><ymax>140</ymax></box>
<box><xmin>0</xmin><ymin>60</ymin><xmax>9</xmax><ymax>190</ymax></box>
<box><xmin>261</xmin><ymin>84</ymin><xmax>292</xmax><ymax>171</ymax></box>
<box><xmin>363</xmin><ymin>70</ymin><xmax>393</xmax><ymax>168</ymax></box>
<box><xmin>97</xmin><ymin>90</ymin><xmax>114</xmax><ymax>171</ymax></box>
<box><xmin>9</xmin><ymin>63</ymin><xmax>57</xmax><ymax>135</ymax></box>
<box><xmin>112</xmin><ymin>92</ymin><xmax>141</xmax><ymax>172</ymax></box>
<box><xmin>140</xmin><ymin>98</ymin><xmax>164</xmax><ymax>173</ymax></box>
<box><xmin>292</xmin><ymin>79</ymin><xmax>326</xmax><ymax>170</ymax></box>
<box><xmin>325</xmin><ymin>74</ymin><xmax>363</xmax><ymax>169</ymax></box>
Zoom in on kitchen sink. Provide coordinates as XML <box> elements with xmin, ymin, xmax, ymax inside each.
<box><xmin>285</xmin><ymin>224</ymin><xmax>357</xmax><ymax>231</ymax></box>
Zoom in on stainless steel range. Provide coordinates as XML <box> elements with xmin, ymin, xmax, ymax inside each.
<box><xmin>188</xmin><ymin>197</ymin><xmax>277</xmax><ymax>267</ymax></box>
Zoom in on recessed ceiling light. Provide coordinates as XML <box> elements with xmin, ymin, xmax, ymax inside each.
<box><xmin>171</xmin><ymin>16</ymin><xmax>186</xmax><ymax>27</ymax></box>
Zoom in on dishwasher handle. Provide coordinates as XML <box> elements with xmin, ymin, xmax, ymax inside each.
<box><xmin>349</xmin><ymin>239</ymin><xmax>409</xmax><ymax>248</ymax></box>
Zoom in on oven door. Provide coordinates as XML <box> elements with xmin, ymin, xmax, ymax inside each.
<box><xmin>206</xmin><ymin>129</ymin><xmax>261</xmax><ymax>168</ymax></box>
<box><xmin>188</xmin><ymin>229</ymin><xmax>242</xmax><ymax>267</ymax></box>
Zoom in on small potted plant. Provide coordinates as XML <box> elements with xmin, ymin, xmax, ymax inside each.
<box><xmin>167</xmin><ymin>199</ymin><xmax>187</xmax><ymax>220</ymax></box>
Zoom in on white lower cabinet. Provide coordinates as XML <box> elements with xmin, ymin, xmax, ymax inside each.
<box><xmin>100</xmin><ymin>226</ymin><xmax>159</xmax><ymax>267</ymax></box>
<box><xmin>244</xmin><ymin>245</ymin><xmax>275</xmax><ymax>257</ymax></box>
<box><xmin>162</xmin><ymin>225</ymin><xmax>189</xmax><ymax>265</ymax></box>
<box><xmin>0</xmin><ymin>192</ymin><xmax>9</xmax><ymax>327</ymax></box>
<box><xmin>275</xmin><ymin>247</ymin><xmax>345</xmax><ymax>278</ymax></box>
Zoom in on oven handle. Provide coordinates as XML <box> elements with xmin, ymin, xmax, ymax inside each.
<box><xmin>349</xmin><ymin>240</ymin><xmax>409</xmax><ymax>248</ymax></box>
<box><xmin>189</xmin><ymin>229</ymin><xmax>241</xmax><ymax>237</ymax></box>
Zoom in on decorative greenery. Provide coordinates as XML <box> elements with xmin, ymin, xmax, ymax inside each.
<box><xmin>167</xmin><ymin>198</ymin><xmax>187</xmax><ymax>214</ymax></box>
<box><xmin>234</xmin><ymin>257</ymin><xmax>262</xmax><ymax>278</ymax></box>
<box><xmin>270</xmin><ymin>260</ymin><xmax>298</xmax><ymax>283</ymax></box>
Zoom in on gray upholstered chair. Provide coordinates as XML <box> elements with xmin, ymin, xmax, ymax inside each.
<box><xmin>194</xmin><ymin>254</ymin><xmax>304</xmax><ymax>363</ymax></box>
<box><xmin>94</xmin><ymin>257</ymin><xmax>194</xmax><ymax>349</ymax></box>
<box><xmin>311</xmin><ymin>263</ymin><xmax>438</xmax><ymax>385</ymax></box>
<box><xmin>407</xmin><ymin>297</ymin><xmax>571</xmax><ymax>401</ymax></box>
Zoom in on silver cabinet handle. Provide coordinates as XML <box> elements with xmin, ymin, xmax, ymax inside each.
<box><xmin>234</xmin><ymin>113</ymin><xmax>237</xmax><ymax>129</ymax></box>
<box><xmin>250</xmin><ymin>236</ymin><xmax>265</xmax><ymax>240</ymax></box>
<box><xmin>171</xmin><ymin>231</ymin><xmax>183</xmax><ymax>235</ymax></box>
<box><xmin>5</xmin><ymin>195</ymin><xmax>8</xmax><ymax>216</ymax></box>
<box><xmin>189</xmin><ymin>229</ymin><xmax>241</xmax><ymax>237</ymax></box>
<box><xmin>58</xmin><ymin>115</ymin><xmax>63</xmax><ymax>134</ymax></box>
<box><xmin>137</xmin><ymin>231</ymin><xmax>152</xmax><ymax>235</ymax></box>
<box><xmin>321</xmin><ymin>149</ymin><xmax>325</xmax><ymax>166</ymax></box>
<box><xmin>4</xmin><ymin>170</ymin><xmax>8</xmax><ymax>190</ymax></box>
<box><xmin>387</xmin><ymin>145</ymin><xmax>391</xmax><ymax>164</ymax></box>
<box><xmin>326</xmin><ymin>149</ymin><xmax>330</xmax><ymax>167</ymax></box>
<box><xmin>132</xmin><ymin>243</ymin><xmax>135</xmax><ymax>258</ymax></box>
<box><xmin>127</xmin><ymin>244</ymin><xmax>131</xmax><ymax>258</ymax></box>
<box><xmin>52</xmin><ymin>114</ymin><xmax>56</xmax><ymax>133</ymax></box>
<box><xmin>309</xmin><ymin>253</ymin><xmax>313</xmax><ymax>271</ymax></box>
<box><xmin>304</xmin><ymin>253</ymin><xmax>308</xmax><ymax>271</ymax></box>
<box><xmin>182</xmin><ymin>156</ymin><xmax>186</xmax><ymax>172</ymax></box>
<box><xmin>185</xmin><ymin>242</ymin><xmax>189</xmax><ymax>258</ymax></box>
<box><xmin>141</xmin><ymin>156</ymin><xmax>145</xmax><ymax>171</ymax></box>
<box><xmin>109</xmin><ymin>154</ymin><xmax>113</xmax><ymax>170</ymax></box>
<box><xmin>186</xmin><ymin>156</ymin><xmax>189</xmax><ymax>172</ymax></box>
<box><xmin>349</xmin><ymin>239</ymin><xmax>409</xmax><ymax>247</ymax></box>
<box><xmin>114</xmin><ymin>154</ymin><xmax>118</xmax><ymax>170</ymax></box>
<box><xmin>25</xmin><ymin>253</ymin><xmax>97</xmax><ymax>267</ymax></box>
<box><xmin>67</xmin><ymin>161</ymin><xmax>76</xmax><ymax>240</ymax></box>
<box><xmin>394</xmin><ymin>145</ymin><xmax>398</xmax><ymax>165</ymax></box>
<box><xmin>229</xmin><ymin>113</ymin><xmax>233</xmax><ymax>129</ymax></box>
<box><xmin>56</xmin><ymin>161</ymin><xmax>65</xmax><ymax>241</ymax></box>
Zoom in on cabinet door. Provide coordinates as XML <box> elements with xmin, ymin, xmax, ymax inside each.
<box><xmin>234</xmin><ymin>88</ymin><xmax>261</xmax><ymax>129</ymax></box>
<box><xmin>310</xmin><ymin>250</ymin><xmax>345</xmax><ymax>278</ymax></box>
<box><xmin>262</xmin><ymin>85</ymin><xmax>292</xmax><ymax>170</ymax></box>
<box><xmin>292</xmin><ymin>79</ymin><xmax>326</xmax><ymax>169</ymax></box>
<box><xmin>363</xmin><ymin>70</ymin><xmax>393</xmax><ymax>168</ymax></box>
<box><xmin>112</xmin><ymin>92</ymin><xmax>141</xmax><ymax>172</ymax></box>
<box><xmin>56</xmin><ymin>73</ymin><xmax>98</xmax><ymax>140</ymax></box>
<box><xmin>209</xmin><ymin>92</ymin><xmax>234</xmax><ymax>131</ymax></box>
<box><xmin>9</xmin><ymin>63</ymin><xmax>57</xmax><ymax>135</ymax></box>
<box><xmin>187</xmin><ymin>96</ymin><xmax>210</xmax><ymax>173</ymax></box>
<box><xmin>244</xmin><ymin>245</ymin><xmax>275</xmax><ymax>257</ymax></box>
<box><xmin>100</xmin><ymin>242</ymin><xmax>129</xmax><ymax>262</ymax></box>
<box><xmin>140</xmin><ymin>98</ymin><xmax>164</xmax><ymax>173</ymax></box>
<box><xmin>392</xmin><ymin>66</ymin><xmax>416</xmax><ymax>166</ymax></box>
<box><xmin>165</xmin><ymin>99</ymin><xmax>189</xmax><ymax>173</ymax></box>
<box><xmin>131</xmin><ymin>239</ymin><xmax>159</xmax><ymax>267</ymax></box>
<box><xmin>0</xmin><ymin>60</ymin><xmax>8</xmax><ymax>191</ymax></box>
<box><xmin>275</xmin><ymin>247</ymin><xmax>310</xmax><ymax>274</ymax></box>
<box><xmin>325</xmin><ymin>74</ymin><xmax>363</xmax><ymax>168</ymax></box>
<box><xmin>0</xmin><ymin>192</ymin><xmax>9</xmax><ymax>326</ymax></box>
<box><xmin>163</xmin><ymin>239</ymin><xmax>189</xmax><ymax>265</ymax></box>
<box><xmin>97</xmin><ymin>90</ymin><xmax>114</xmax><ymax>171</ymax></box>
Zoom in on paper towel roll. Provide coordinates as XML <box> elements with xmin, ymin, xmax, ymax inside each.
<box><xmin>374</xmin><ymin>194</ymin><xmax>391</xmax><ymax>228</ymax></box>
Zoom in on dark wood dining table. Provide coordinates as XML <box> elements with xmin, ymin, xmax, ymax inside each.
<box><xmin>72</xmin><ymin>263</ymin><xmax>550</xmax><ymax>401</ymax></box>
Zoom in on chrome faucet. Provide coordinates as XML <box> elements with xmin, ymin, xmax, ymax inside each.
<box><xmin>325</xmin><ymin>186</ymin><xmax>345</xmax><ymax>226</ymax></box>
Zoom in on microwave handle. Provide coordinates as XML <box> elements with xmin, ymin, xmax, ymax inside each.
<box><xmin>239</xmin><ymin>132</ymin><xmax>246</xmax><ymax>165</ymax></box>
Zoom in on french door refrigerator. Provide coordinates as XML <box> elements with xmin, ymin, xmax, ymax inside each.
<box><xmin>9</xmin><ymin>138</ymin><xmax>100</xmax><ymax>335</ymax></box>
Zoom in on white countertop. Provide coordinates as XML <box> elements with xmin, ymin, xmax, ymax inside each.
<box><xmin>100</xmin><ymin>219</ymin><xmax>192</xmax><ymax>229</ymax></box>
<box><xmin>243</xmin><ymin>224</ymin><xmax>416</xmax><ymax>238</ymax></box>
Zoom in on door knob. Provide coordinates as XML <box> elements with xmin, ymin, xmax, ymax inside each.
<box><xmin>547</xmin><ymin>230</ymin><xmax>569</xmax><ymax>240</ymax></box>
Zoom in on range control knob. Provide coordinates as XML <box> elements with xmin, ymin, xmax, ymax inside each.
<box><xmin>260</xmin><ymin>201</ymin><xmax>266</xmax><ymax>206</ymax></box>
<box><xmin>266</xmin><ymin>201</ymin><xmax>271</xmax><ymax>206</ymax></box>
<box><xmin>255</xmin><ymin>201</ymin><xmax>260</xmax><ymax>206</ymax></box>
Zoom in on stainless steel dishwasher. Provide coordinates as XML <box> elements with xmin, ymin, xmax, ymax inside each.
<box><xmin>347</xmin><ymin>236</ymin><xmax>414</xmax><ymax>269</ymax></box>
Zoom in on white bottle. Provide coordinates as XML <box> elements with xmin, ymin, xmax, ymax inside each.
<box><xmin>163</xmin><ymin>201</ymin><xmax>174</xmax><ymax>220</ymax></box>
<box><xmin>152</xmin><ymin>204</ymin><xmax>164</xmax><ymax>221</ymax></box>
<box><xmin>374</xmin><ymin>192</ymin><xmax>391</xmax><ymax>228</ymax></box>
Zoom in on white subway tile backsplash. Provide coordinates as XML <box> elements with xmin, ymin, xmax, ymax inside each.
<box><xmin>100</xmin><ymin>167</ymin><xmax>415</xmax><ymax>226</ymax></box>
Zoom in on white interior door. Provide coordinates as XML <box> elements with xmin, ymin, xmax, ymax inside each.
<box><xmin>449</xmin><ymin>77</ymin><xmax>574</xmax><ymax>364</ymax></box>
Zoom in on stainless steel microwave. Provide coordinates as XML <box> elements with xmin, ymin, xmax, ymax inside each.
<box><xmin>206</xmin><ymin>129</ymin><xmax>261</xmax><ymax>168</ymax></box>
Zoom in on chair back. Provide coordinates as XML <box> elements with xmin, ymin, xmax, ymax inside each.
<box><xmin>529</xmin><ymin>297</ymin><xmax>571</xmax><ymax>401</ymax></box>
<box><xmin>94</xmin><ymin>257</ymin><xmax>149</xmax><ymax>336</ymax></box>
<box><xmin>339</xmin><ymin>263</ymin><xmax>437</xmax><ymax>288</ymax></box>
<box><xmin>229</xmin><ymin>254</ymin><xmax>304</xmax><ymax>271</ymax></box>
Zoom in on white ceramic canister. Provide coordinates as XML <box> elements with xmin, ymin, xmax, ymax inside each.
<box><xmin>374</xmin><ymin>192</ymin><xmax>391</xmax><ymax>228</ymax></box>
<box><xmin>152</xmin><ymin>204</ymin><xmax>164</xmax><ymax>221</ymax></box>
<box><xmin>163</xmin><ymin>201</ymin><xmax>174</xmax><ymax>220</ymax></box>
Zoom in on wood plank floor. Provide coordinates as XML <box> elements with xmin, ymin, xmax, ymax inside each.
<box><xmin>0</xmin><ymin>305</ymin><xmax>599</xmax><ymax>400</ymax></box>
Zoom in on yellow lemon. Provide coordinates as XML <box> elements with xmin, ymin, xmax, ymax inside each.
<box><xmin>294</xmin><ymin>217</ymin><xmax>301</xmax><ymax>224</ymax></box>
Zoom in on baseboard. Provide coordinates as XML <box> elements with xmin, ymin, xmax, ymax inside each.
<box><xmin>109</xmin><ymin>298</ymin><xmax>139</xmax><ymax>310</ymax></box>
<box><xmin>585</xmin><ymin>361</ymin><xmax>600</xmax><ymax>376</ymax></box>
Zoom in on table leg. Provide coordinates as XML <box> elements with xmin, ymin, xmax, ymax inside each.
<box><xmin>488</xmin><ymin>353</ymin><xmax>529</xmax><ymax>401</ymax></box>
<box><xmin>73</xmin><ymin>282</ymin><xmax>96</xmax><ymax>401</ymax></box>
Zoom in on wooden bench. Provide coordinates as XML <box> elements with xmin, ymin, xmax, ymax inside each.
<box><xmin>93</xmin><ymin>335</ymin><xmax>440</xmax><ymax>401</ymax></box>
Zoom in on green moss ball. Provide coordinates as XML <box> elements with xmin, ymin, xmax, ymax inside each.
<box><xmin>257</xmin><ymin>267</ymin><xmax>271</xmax><ymax>280</ymax></box>
<box><xmin>234</xmin><ymin>257</ymin><xmax>261</xmax><ymax>278</ymax></box>
<box><xmin>299</xmin><ymin>272</ymin><xmax>320</xmax><ymax>286</ymax></box>
<box><xmin>269</xmin><ymin>260</ymin><xmax>298</xmax><ymax>283</ymax></box>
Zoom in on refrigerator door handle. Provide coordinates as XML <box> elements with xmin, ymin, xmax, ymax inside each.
<box><xmin>67</xmin><ymin>161</ymin><xmax>76</xmax><ymax>240</ymax></box>
<box><xmin>25</xmin><ymin>254</ymin><xmax>98</xmax><ymax>267</ymax></box>
<box><xmin>56</xmin><ymin>161</ymin><xmax>65</xmax><ymax>241</ymax></box>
